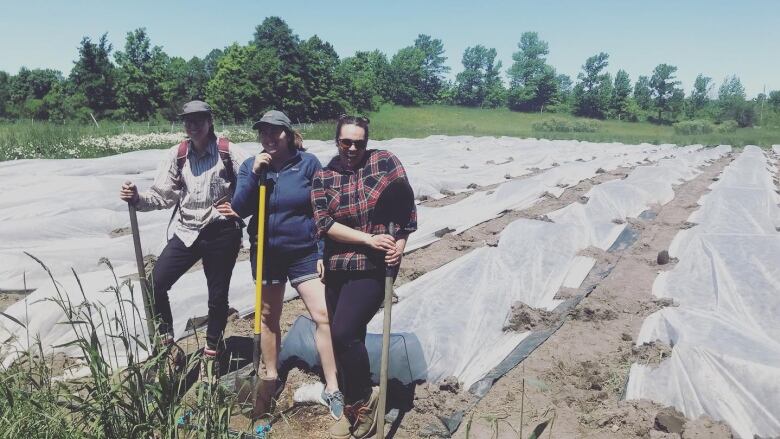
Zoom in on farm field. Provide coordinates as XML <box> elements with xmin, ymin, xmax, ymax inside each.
<box><xmin>2</xmin><ymin>104</ymin><xmax>780</xmax><ymax>161</ymax></box>
<box><xmin>1</xmin><ymin>136</ymin><xmax>779</xmax><ymax>438</ymax></box>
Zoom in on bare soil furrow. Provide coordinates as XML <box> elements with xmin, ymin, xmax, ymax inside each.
<box><xmin>454</xmin><ymin>154</ymin><xmax>736</xmax><ymax>439</ymax></box>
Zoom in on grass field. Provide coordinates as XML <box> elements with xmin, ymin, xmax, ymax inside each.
<box><xmin>2</xmin><ymin>105</ymin><xmax>779</xmax><ymax>161</ymax></box>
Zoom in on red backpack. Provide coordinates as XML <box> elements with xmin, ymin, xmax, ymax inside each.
<box><xmin>175</xmin><ymin>137</ymin><xmax>235</xmax><ymax>190</ymax></box>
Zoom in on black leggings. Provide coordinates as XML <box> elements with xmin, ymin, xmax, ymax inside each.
<box><xmin>151</xmin><ymin>220</ymin><xmax>242</xmax><ymax>350</ymax></box>
<box><xmin>325</xmin><ymin>269</ymin><xmax>385</xmax><ymax>404</ymax></box>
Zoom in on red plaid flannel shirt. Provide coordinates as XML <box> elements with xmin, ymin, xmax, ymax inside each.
<box><xmin>311</xmin><ymin>149</ymin><xmax>417</xmax><ymax>271</ymax></box>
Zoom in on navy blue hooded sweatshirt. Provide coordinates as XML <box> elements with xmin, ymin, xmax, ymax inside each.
<box><xmin>232</xmin><ymin>149</ymin><xmax>323</xmax><ymax>257</ymax></box>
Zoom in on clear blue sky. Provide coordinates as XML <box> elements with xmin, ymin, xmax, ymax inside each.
<box><xmin>2</xmin><ymin>0</ymin><xmax>778</xmax><ymax>97</ymax></box>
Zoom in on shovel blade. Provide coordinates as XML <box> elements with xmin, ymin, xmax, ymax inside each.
<box><xmin>233</xmin><ymin>366</ymin><xmax>278</xmax><ymax>419</ymax></box>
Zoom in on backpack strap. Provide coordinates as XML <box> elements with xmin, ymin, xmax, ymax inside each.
<box><xmin>168</xmin><ymin>140</ymin><xmax>189</xmax><ymax>241</ymax></box>
<box><xmin>217</xmin><ymin>137</ymin><xmax>236</xmax><ymax>190</ymax></box>
<box><xmin>176</xmin><ymin>140</ymin><xmax>189</xmax><ymax>176</ymax></box>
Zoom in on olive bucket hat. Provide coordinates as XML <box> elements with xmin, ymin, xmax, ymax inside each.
<box><xmin>252</xmin><ymin>110</ymin><xmax>292</xmax><ymax>131</ymax></box>
<box><xmin>178</xmin><ymin>100</ymin><xmax>213</xmax><ymax>117</ymax></box>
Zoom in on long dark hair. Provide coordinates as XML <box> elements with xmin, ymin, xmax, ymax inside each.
<box><xmin>335</xmin><ymin>115</ymin><xmax>370</xmax><ymax>144</ymax></box>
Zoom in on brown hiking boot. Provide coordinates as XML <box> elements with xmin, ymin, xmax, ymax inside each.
<box><xmin>328</xmin><ymin>413</ymin><xmax>353</xmax><ymax>439</ymax></box>
<box><xmin>348</xmin><ymin>387</ymin><xmax>380</xmax><ymax>439</ymax></box>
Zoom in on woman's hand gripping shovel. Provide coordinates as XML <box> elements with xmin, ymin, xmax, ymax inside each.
<box><xmin>372</xmin><ymin>179</ymin><xmax>416</xmax><ymax>438</ymax></box>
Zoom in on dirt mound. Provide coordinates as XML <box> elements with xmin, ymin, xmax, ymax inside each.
<box><xmin>641</xmin><ymin>297</ymin><xmax>678</xmax><ymax>314</ymax></box>
<box><xmin>553</xmin><ymin>287</ymin><xmax>580</xmax><ymax>300</ymax></box>
<box><xmin>569</xmin><ymin>304</ymin><xmax>618</xmax><ymax>322</ymax></box>
<box><xmin>400</xmin><ymin>376</ymin><xmax>477</xmax><ymax>437</ymax></box>
<box><xmin>503</xmin><ymin>301</ymin><xmax>558</xmax><ymax>332</ymax></box>
<box><xmin>592</xmin><ymin>400</ymin><xmax>733</xmax><ymax>439</ymax></box>
<box><xmin>109</xmin><ymin>226</ymin><xmax>131</xmax><ymax>238</ymax></box>
<box><xmin>577</xmin><ymin>246</ymin><xmax>619</xmax><ymax>265</ymax></box>
<box><xmin>631</xmin><ymin>341</ymin><xmax>672</xmax><ymax>366</ymax></box>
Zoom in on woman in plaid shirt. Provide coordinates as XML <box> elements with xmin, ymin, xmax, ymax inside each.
<box><xmin>311</xmin><ymin>115</ymin><xmax>417</xmax><ymax>439</ymax></box>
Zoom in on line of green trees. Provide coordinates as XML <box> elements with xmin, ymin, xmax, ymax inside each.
<box><xmin>1</xmin><ymin>17</ymin><xmax>778</xmax><ymax>128</ymax></box>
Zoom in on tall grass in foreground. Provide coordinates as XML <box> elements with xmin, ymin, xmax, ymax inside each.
<box><xmin>0</xmin><ymin>255</ymin><xmax>243</xmax><ymax>438</ymax></box>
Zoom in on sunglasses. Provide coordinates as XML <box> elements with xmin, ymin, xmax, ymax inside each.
<box><xmin>338</xmin><ymin>138</ymin><xmax>368</xmax><ymax>149</ymax></box>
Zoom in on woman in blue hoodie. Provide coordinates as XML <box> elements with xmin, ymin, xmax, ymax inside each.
<box><xmin>225</xmin><ymin>110</ymin><xmax>342</xmax><ymax>419</ymax></box>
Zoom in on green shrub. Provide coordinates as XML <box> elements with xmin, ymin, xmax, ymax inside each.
<box><xmin>532</xmin><ymin>118</ymin><xmax>600</xmax><ymax>133</ymax></box>
<box><xmin>717</xmin><ymin>120</ymin><xmax>739</xmax><ymax>133</ymax></box>
<box><xmin>673</xmin><ymin>120</ymin><xmax>715</xmax><ymax>135</ymax></box>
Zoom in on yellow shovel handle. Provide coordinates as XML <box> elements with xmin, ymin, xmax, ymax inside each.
<box><xmin>254</xmin><ymin>179</ymin><xmax>267</xmax><ymax>336</ymax></box>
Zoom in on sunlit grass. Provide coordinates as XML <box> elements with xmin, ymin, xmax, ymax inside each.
<box><xmin>2</xmin><ymin>105</ymin><xmax>779</xmax><ymax>161</ymax></box>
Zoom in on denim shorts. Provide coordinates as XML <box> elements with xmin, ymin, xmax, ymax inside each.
<box><xmin>250</xmin><ymin>246</ymin><xmax>320</xmax><ymax>287</ymax></box>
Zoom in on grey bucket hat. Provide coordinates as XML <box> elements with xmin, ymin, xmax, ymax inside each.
<box><xmin>178</xmin><ymin>100</ymin><xmax>212</xmax><ymax>117</ymax></box>
<box><xmin>252</xmin><ymin>110</ymin><xmax>292</xmax><ymax>131</ymax></box>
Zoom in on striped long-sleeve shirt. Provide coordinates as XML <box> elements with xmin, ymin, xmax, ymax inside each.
<box><xmin>135</xmin><ymin>138</ymin><xmax>247</xmax><ymax>247</ymax></box>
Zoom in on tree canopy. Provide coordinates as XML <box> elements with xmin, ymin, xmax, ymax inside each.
<box><xmin>0</xmin><ymin>18</ymin><xmax>773</xmax><ymax>130</ymax></box>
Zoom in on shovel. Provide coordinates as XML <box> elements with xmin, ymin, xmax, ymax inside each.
<box><xmin>376</xmin><ymin>222</ymin><xmax>397</xmax><ymax>438</ymax></box>
<box><xmin>127</xmin><ymin>201</ymin><xmax>156</xmax><ymax>344</ymax></box>
<box><xmin>234</xmin><ymin>167</ymin><xmax>277</xmax><ymax>418</ymax></box>
<box><xmin>372</xmin><ymin>180</ymin><xmax>416</xmax><ymax>438</ymax></box>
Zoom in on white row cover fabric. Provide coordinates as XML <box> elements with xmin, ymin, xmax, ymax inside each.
<box><xmin>407</xmin><ymin>144</ymin><xmax>691</xmax><ymax>251</ymax></box>
<box><xmin>279</xmin><ymin>146</ymin><xmax>730</xmax><ymax>388</ymax></box>
<box><xmin>0</xmin><ymin>137</ymin><xmax>674</xmax><ymax>291</ymax></box>
<box><xmin>626</xmin><ymin>146</ymin><xmax>780</xmax><ymax>439</ymax></box>
<box><xmin>0</xmin><ymin>137</ymin><xmax>675</xmax><ymax>369</ymax></box>
<box><xmin>549</xmin><ymin>145</ymin><xmax>730</xmax><ymax>250</ymax></box>
<box><xmin>0</xmin><ymin>140</ymin><xmax>728</xmax><ymax>380</ymax></box>
<box><xmin>303</xmin><ymin>136</ymin><xmax>678</xmax><ymax>201</ymax></box>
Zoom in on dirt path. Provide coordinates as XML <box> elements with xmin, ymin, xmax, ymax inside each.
<box><xmin>453</xmin><ymin>154</ymin><xmax>736</xmax><ymax>439</ymax></box>
<box><xmin>215</xmin><ymin>165</ymin><xmax>637</xmax><ymax>438</ymax></box>
<box><xmin>151</xmin><ymin>161</ymin><xmax>650</xmax><ymax>438</ymax></box>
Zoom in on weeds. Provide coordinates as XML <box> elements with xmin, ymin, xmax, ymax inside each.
<box><xmin>0</xmin><ymin>255</ymin><xmax>244</xmax><ymax>438</ymax></box>
<box><xmin>533</xmin><ymin>118</ymin><xmax>601</xmax><ymax>133</ymax></box>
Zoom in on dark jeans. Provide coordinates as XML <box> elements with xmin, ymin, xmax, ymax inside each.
<box><xmin>325</xmin><ymin>269</ymin><xmax>385</xmax><ymax>404</ymax></box>
<box><xmin>151</xmin><ymin>219</ymin><xmax>242</xmax><ymax>350</ymax></box>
